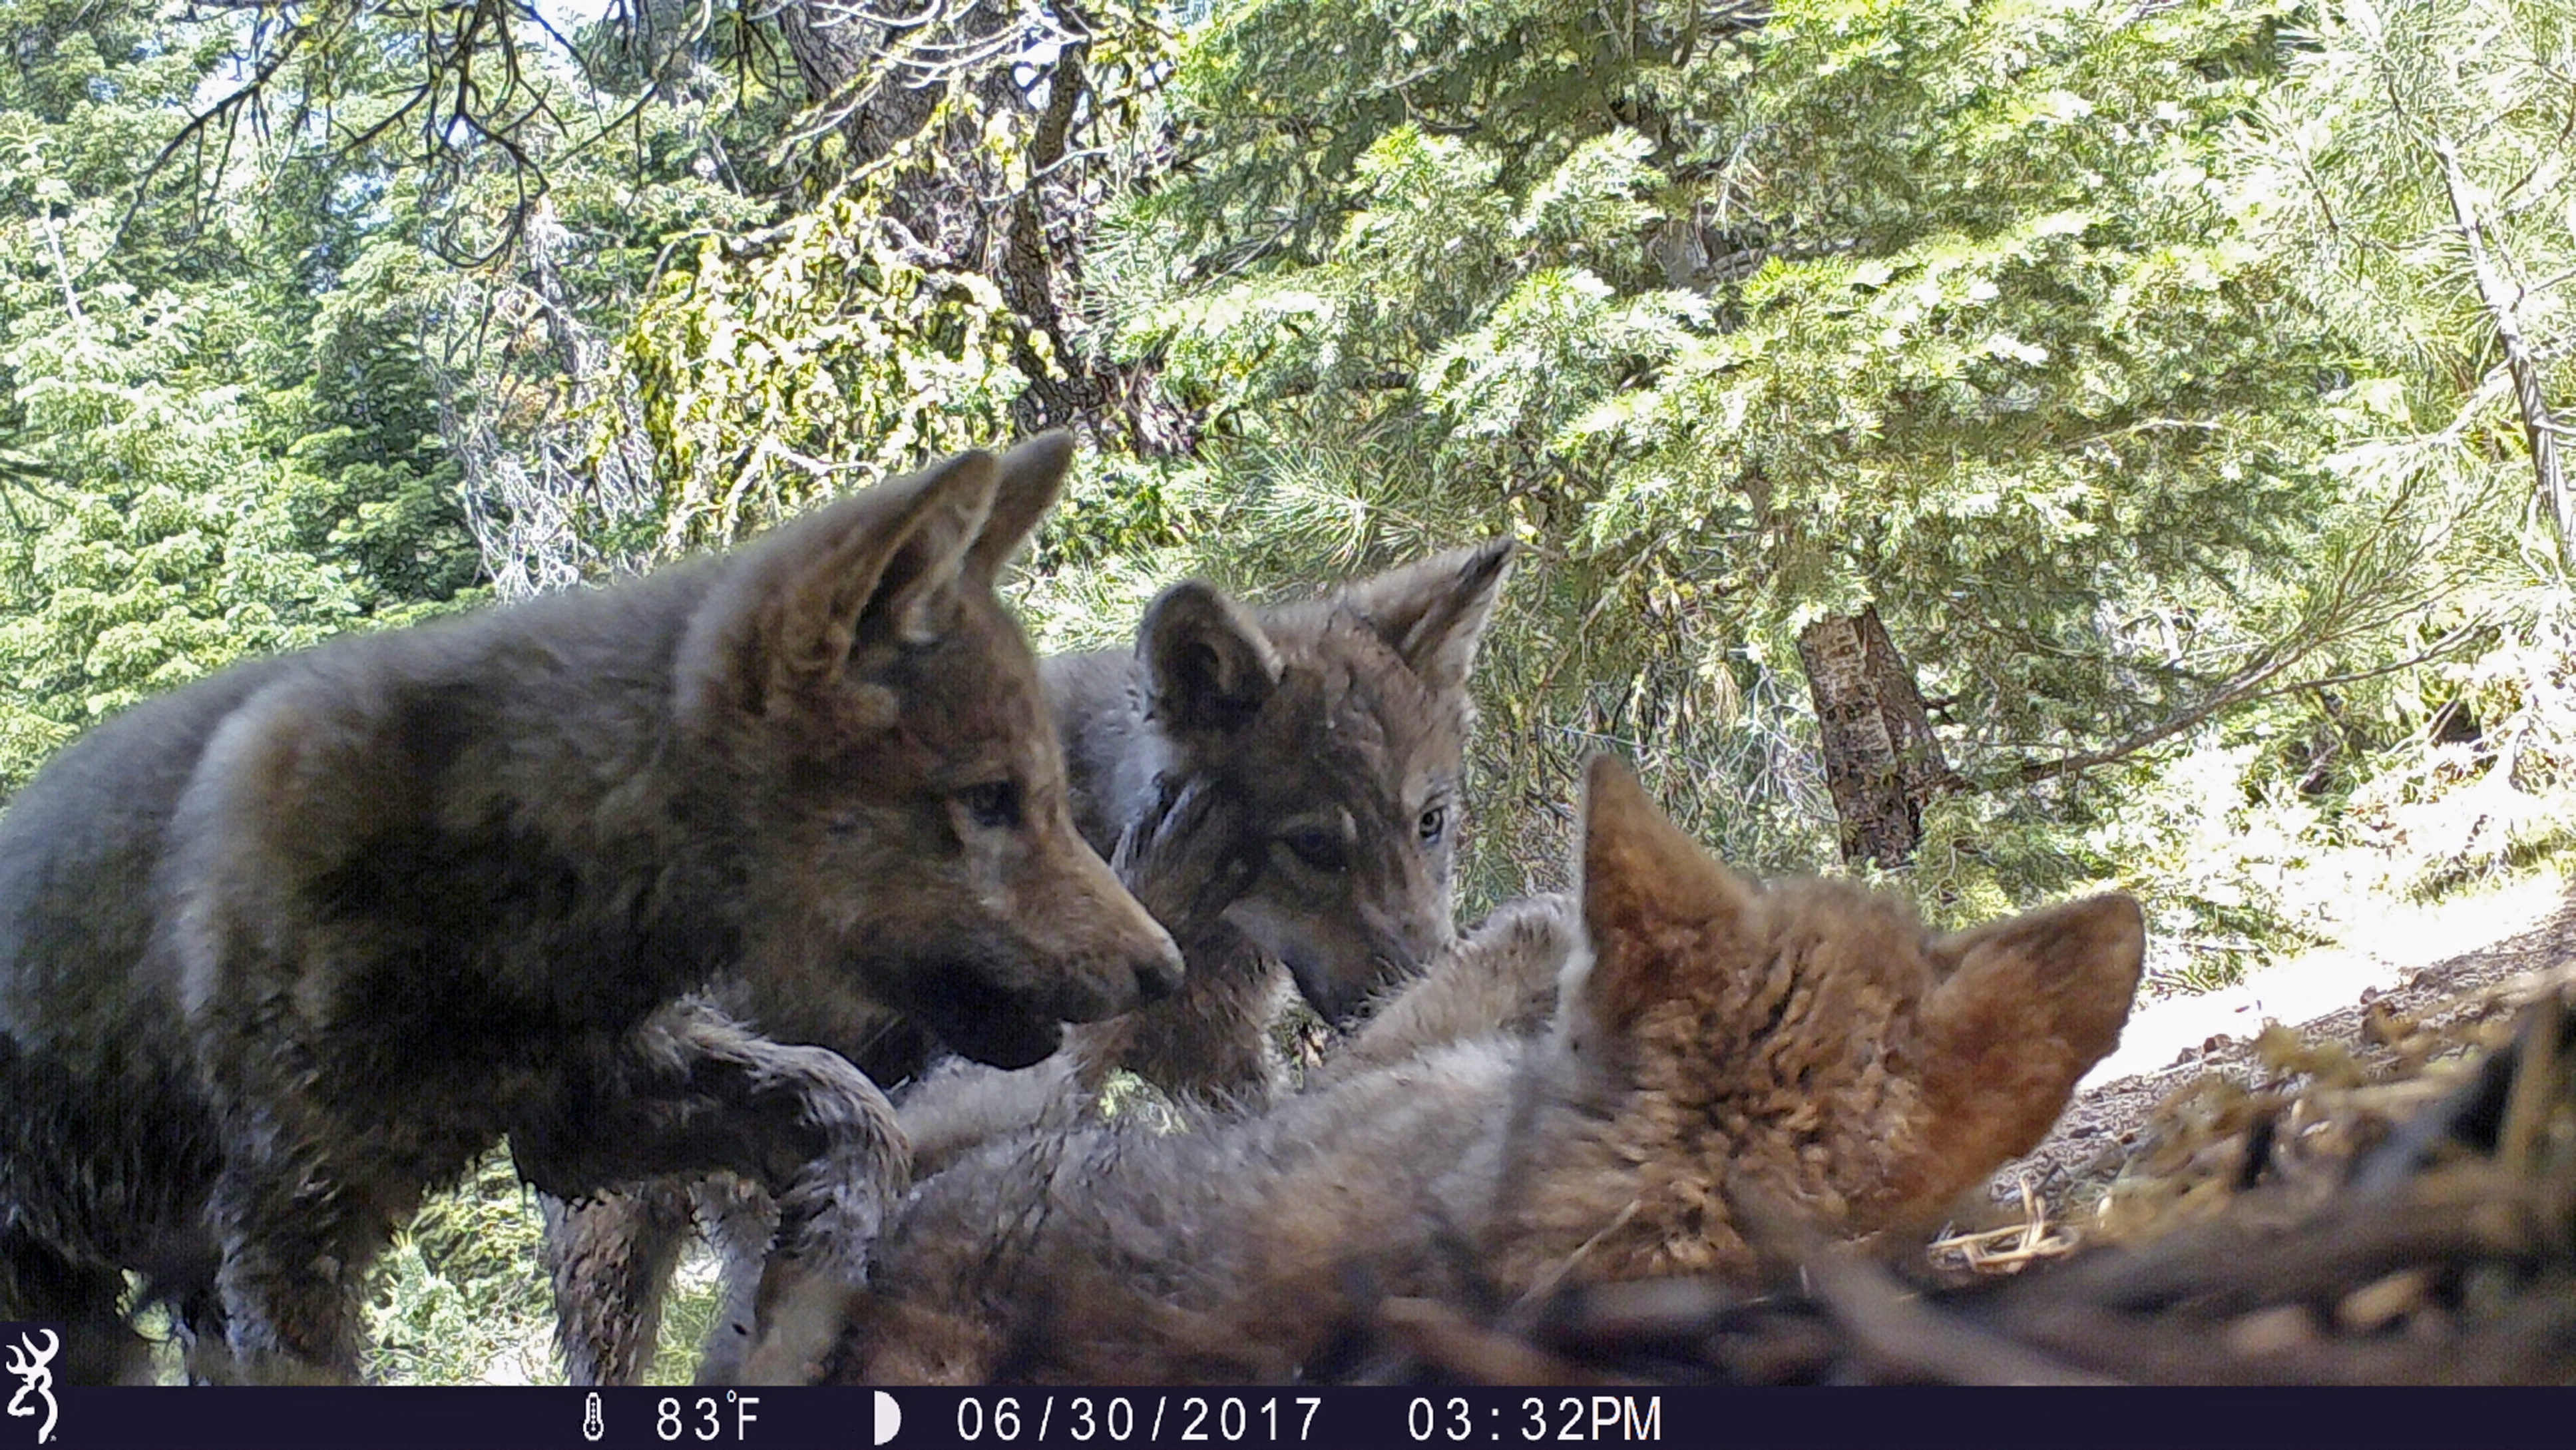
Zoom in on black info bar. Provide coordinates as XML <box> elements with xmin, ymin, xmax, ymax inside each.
<box><xmin>13</xmin><ymin>1385</ymin><xmax>2543</xmax><ymax>1450</ymax></box>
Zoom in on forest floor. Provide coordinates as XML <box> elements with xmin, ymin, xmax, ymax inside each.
<box><xmin>1990</xmin><ymin>867</ymin><xmax>2576</xmax><ymax>1218</ymax></box>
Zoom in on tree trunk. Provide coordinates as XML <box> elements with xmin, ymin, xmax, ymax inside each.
<box><xmin>766</xmin><ymin>0</ymin><xmax>1191</xmax><ymax>453</ymax></box>
<box><xmin>773</xmin><ymin>0</ymin><xmax>951</xmax><ymax>170</ymax></box>
<box><xmin>996</xmin><ymin>33</ymin><xmax>1094</xmax><ymax>433</ymax></box>
<box><xmin>1797</xmin><ymin>606</ymin><xmax>1956</xmax><ymax>869</ymax></box>
<box><xmin>2432</xmin><ymin>132</ymin><xmax>2571</xmax><ymax>571</ymax></box>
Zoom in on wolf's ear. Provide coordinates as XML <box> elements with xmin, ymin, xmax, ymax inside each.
<box><xmin>1906</xmin><ymin>895</ymin><xmax>2144</xmax><ymax>1196</ymax></box>
<box><xmin>1340</xmin><ymin>538</ymin><xmax>1514</xmax><ymax>695</ymax></box>
<box><xmin>1576</xmin><ymin>754</ymin><xmax>1759</xmax><ymax>1031</ymax></box>
<box><xmin>968</xmin><ymin>431</ymin><xmax>1074</xmax><ymax>578</ymax></box>
<box><xmin>770</xmin><ymin>447</ymin><xmax>1001</xmax><ymax>689</ymax></box>
<box><xmin>1141</xmin><ymin>581</ymin><xmax>1281</xmax><ymax>736</ymax></box>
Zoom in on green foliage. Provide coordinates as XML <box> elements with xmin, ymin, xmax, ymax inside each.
<box><xmin>618</xmin><ymin>0</ymin><xmax>1184</xmax><ymax>551</ymax></box>
<box><xmin>2191</xmin><ymin>0</ymin><xmax>2576</xmax><ymax>965</ymax></box>
<box><xmin>0</xmin><ymin>0</ymin><xmax>491</xmax><ymax>792</ymax></box>
<box><xmin>1057</xmin><ymin>0</ymin><xmax>2438</xmax><ymax>923</ymax></box>
<box><xmin>0</xmin><ymin>267</ymin><xmax>479</xmax><ymax>786</ymax></box>
<box><xmin>2251</xmin><ymin>0</ymin><xmax>2575</xmax><ymax>472</ymax></box>
<box><xmin>367</xmin><ymin>1150</ymin><xmax>560</xmax><ymax>1385</ymax></box>
<box><xmin>7</xmin><ymin>0</ymin><xmax>2576</xmax><ymax>1384</ymax></box>
<box><xmin>628</xmin><ymin>186</ymin><xmax>1034</xmax><ymax>551</ymax></box>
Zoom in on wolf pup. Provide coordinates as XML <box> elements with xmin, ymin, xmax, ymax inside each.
<box><xmin>548</xmin><ymin>539</ymin><xmax>1516</xmax><ymax>1384</ymax></box>
<box><xmin>818</xmin><ymin>755</ymin><xmax>2145</xmax><ymax>1384</ymax></box>
<box><xmin>0</xmin><ymin>435</ymin><xmax>1181</xmax><ymax>1385</ymax></box>
<box><xmin>1050</xmin><ymin>537</ymin><xmax>1516</xmax><ymax>1104</ymax></box>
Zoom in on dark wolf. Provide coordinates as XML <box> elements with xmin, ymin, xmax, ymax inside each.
<box><xmin>0</xmin><ymin>435</ymin><xmax>1181</xmax><ymax>1385</ymax></box>
<box><xmin>548</xmin><ymin>540</ymin><xmax>1516</xmax><ymax>1383</ymax></box>
<box><xmin>815</xmin><ymin>755</ymin><xmax>2145</xmax><ymax>1384</ymax></box>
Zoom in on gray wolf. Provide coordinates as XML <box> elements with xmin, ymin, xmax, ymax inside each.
<box><xmin>815</xmin><ymin>754</ymin><xmax>2145</xmax><ymax>1384</ymax></box>
<box><xmin>548</xmin><ymin>539</ymin><xmax>1515</xmax><ymax>1383</ymax></box>
<box><xmin>0</xmin><ymin>435</ymin><xmax>1180</xmax><ymax>1384</ymax></box>
<box><xmin>1050</xmin><ymin>537</ymin><xmax>1515</xmax><ymax>1104</ymax></box>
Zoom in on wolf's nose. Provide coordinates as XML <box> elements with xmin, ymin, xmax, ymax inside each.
<box><xmin>1134</xmin><ymin>947</ymin><xmax>1183</xmax><ymax>1005</ymax></box>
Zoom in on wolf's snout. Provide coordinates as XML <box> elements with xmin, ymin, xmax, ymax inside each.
<box><xmin>1046</xmin><ymin>826</ymin><xmax>1185</xmax><ymax>1017</ymax></box>
<box><xmin>1126</xmin><ymin>906</ymin><xmax>1186</xmax><ymax>1004</ymax></box>
<box><xmin>1134</xmin><ymin>947</ymin><xmax>1183</xmax><ymax>1005</ymax></box>
<box><xmin>1287</xmin><ymin>958</ymin><xmax>1375</xmax><ymax>1029</ymax></box>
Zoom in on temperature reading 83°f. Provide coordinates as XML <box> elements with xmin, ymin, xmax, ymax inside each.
<box><xmin>656</xmin><ymin>1391</ymin><xmax>762</xmax><ymax>1441</ymax></box>
<box><xmin>1406</xmin><ymin>1396</ymin><xmax>1663</xmax><ymax>1443</ymax></box>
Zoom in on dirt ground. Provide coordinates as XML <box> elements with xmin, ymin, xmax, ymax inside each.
<box><xmin>1989</xmin><ymin>876</ymin><xmax>2576</xmax><ymax>1215</ymax></box>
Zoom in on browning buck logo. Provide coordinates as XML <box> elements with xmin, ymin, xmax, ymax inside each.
<box><xmin>3</xmin><ymin>1327</ymin><xmax>57</xmax><ymax>1446</ymax></box>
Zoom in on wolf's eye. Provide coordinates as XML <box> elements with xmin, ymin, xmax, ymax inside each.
<box><xmin>1418</xmin><ymin>805</ymin><xmax>1447</xmax><ymax>845</ymax></box>
<box><xmin>959</xmin><ymin>780</ymin><xmax>1023</xmax><ymax>830</ymax></box>
<box><xmin>1279</xmin><ymin>828</ymin><xmax>1349</xmax><ymax>874</ymax></box>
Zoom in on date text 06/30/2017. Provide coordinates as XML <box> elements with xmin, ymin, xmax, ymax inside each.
<box><xmin>930</xmin><ymin>1393</ymin><xmax>1662</xmax><ymax>1445</ymax></box>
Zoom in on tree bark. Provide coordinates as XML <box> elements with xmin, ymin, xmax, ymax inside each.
<box><xmin>996</xmin><ymin>32</ymin><xmax>1093</xmax><ymax>433</ymax></box>
<box><xmin>2432</xmin><ymin>131</ymin><xmax>2571</xmax><ymax>571</ymax></box>
<box><xmin>767</xmin><ymin>0</ymin><xmax>1190</xmax><ymax>453</ymax></box>
<box><xmin>773</xmin><ymin>0</ymin><xmax>951</xmax><ymax>170</ymax></box>
<box><xmin>1797</xmin><ymin>606</ymin><xmax>1956</xmax><ymax>869</ymax></box>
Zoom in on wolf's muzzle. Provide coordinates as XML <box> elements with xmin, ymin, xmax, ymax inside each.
<box><xmin>1133</xmin><ymin>952</ymin><xmax>1183</xmax><ymax>1005</ymax></box>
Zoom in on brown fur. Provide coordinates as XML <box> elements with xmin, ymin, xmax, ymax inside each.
<box><xmin>812</xmin><ymin>755</ymin><xmax>2144</xmax><ymax>1385</ymax></box>
<box><xmin>894</xmin><ymin>887</ymin><xmax>1577</xmax><ymax>1182</ymax></box>
<box><xmin>0</xmin><ymin>435</ymin><xmax>1178</xmax><ymax>1383</ymax></box>
<box><xmin>550</xmin><ymin>543</ymin><xmax>1514</xmax><ymax>1383</ymax></box>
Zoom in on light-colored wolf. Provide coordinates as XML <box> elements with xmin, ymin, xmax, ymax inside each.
<box><xmin>549</xmin><ymin>539</ymin><xmax>1515</xmax><ymax>1383</ymax></box>
<box><xmin>815</xmin><ymin>754</ymin><xmax>2145</xmax><ymax>1384</ymax></box>
<box><xmin>0</xmin><ymin>434</ymin><xmax>1181</xmax><ymax>1384</ymax></box>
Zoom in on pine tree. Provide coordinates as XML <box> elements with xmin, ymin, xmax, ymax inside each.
<box><xmin>1074</xmin><ymin>0</ymin><xmax>2423</xmax><ymax>903</ymax></box>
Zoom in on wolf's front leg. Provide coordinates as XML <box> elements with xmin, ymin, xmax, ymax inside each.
<box><xmin>541</xmin><ymin>1182</ymin><xmax>695</xmax><ymax>1386</ymax></box>
<box><xmin>688</xmin><ymin>1174</ymin><xmax>779</xmax><ymax>1386</ymax></box>
<box><xmin>511</xmin><ymin>998</ymin><xmax>910</xmax><ymax>1386</ymax></box>
<box><xmin>206</xmin><ymin>1148</ymin><xmax>385</xmax><ymax>1383</ymax></box>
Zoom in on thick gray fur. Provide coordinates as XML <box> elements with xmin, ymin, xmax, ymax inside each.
<box><xmin>550</xmin><ymin>539</ymin><xmax>1517</xmax><ymax>1385</ymax></box>
<box><xmin>0</xmin><ymin>438</ymin><xmax>1180</xmax><ymax>1384</ymax></box>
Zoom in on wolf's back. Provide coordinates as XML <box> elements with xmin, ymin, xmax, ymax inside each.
<box><xmin>0</xmin><ymin>561</ymin><xmax>717</xmax><ymax>1050</ymax></box>
<box><xmin>0</xmin><ymin>650</ymin><xmax>299</xmax><ymax>1272</ymax></box>
<box><xmin>853</xmin><ymin>1037</ymin><xmax>1523</xmax><ymax>1382</ymax></box>
<box><xmin>0</xmin><ymin>655</ymin><xmax>293</xmax><ymax>1046</ymax></box>
<box><xmin>1038</xmin><ymin>646</ymin><xmax>1164</xmax><ymax>860</ymax></box>
<box><xmin>0</xmin><ymin>560</ymin><xmax>730</xmax><ymax>1260</ymax></box>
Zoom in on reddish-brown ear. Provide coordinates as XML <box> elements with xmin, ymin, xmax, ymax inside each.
<box><xmin>1576</xmin><ymin>754</ymin><xmax>1759</xmax><ymax>1031</ymax></box>
<box><xmin>1904</xmin><ymin>894</ymin><xmax>2145</xmax><ymax>1202</ymax></box>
